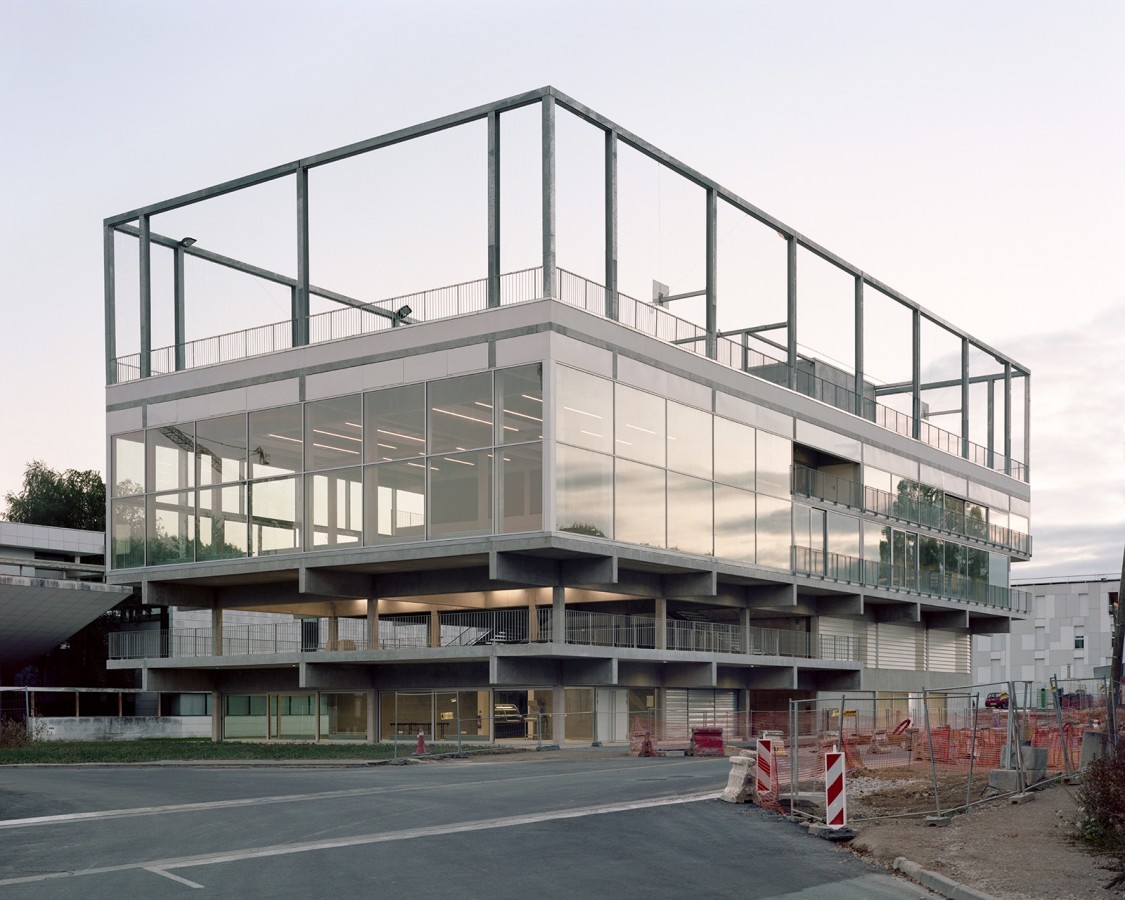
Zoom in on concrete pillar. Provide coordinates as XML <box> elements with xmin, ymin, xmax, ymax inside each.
<box><xmin>366</xmin><ymin>597</ymin><xmax>380</xmax><ymax>650</ymax></box>
<box><xmin>740</xmin><ymin>608</ymin><xmax>752</xmax><ymax>654</ymax></box>
<box><xmin>552</xmin><ymin>585</ymin><xmax>565</xmax><ymax>643</ymax></box>
<box><xmin>430</xmin><ymin>609</ymin><xmax>441</xmax><ymax>648</ymax></box>
<box><xmin>211</xmin><ymin>690</ymin><xmax>221</xmax><ymax>742</ymax></box>
<box><xmin>528</xmin><ymin>602</ymin><xmax>539</xmax><ymax>642</ymax></box>
<box><xmin>655</xmin><ymin>598</ymin><xmax>667</xmax><ymax>650</ymax></box>
<box><xmin>327</xmin><ymin>615</ymin><xmax>339</xmax><ymax>650</ymax></box>
<box><xmin>553</xmin><ymin>684</ymin><xmax>566</xmax><ymax>744</ymax></box>
<box><xmin>212</xmin><ymin>607</ymin><xmax>223</xmax><ymax>657</ymax></box>
<box><xmin>367</xmin><ymin>689</ymin><xmax>377</xmax><ymax>745</ymax></box>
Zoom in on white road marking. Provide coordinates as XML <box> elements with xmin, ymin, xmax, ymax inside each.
<box><xmin>0</xmin><ymin>790</ymin><xmax>720</xmax><ymax>887</ymax></box>
<box><xmin>146</xmin><ymin>867</ymin><xmax>204</xmax><ymax>889</ymax></box>
<box><xmin>0</xmin><ymin>760</ymin><xmax>707</xmax><ymax>830</ymax></box>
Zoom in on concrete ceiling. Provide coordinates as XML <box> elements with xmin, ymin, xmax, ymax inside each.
<box><xmin>0</xmin><ymin>576</ymin><xmax>132</xmax><ymax>675</ymax></box>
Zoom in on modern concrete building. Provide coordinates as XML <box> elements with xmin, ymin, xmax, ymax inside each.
<box><xmin>103</xmin><ymin>87</ymin><xmax>1032</xmax><ymax>743</ymax></box>
<box><xmin>974</xmin><ymin>574</ymin><xmax>1119</xmax><ymax>687</ymax></box>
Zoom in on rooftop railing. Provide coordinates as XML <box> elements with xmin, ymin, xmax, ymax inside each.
<box><xmin>112</xmin><ymin>265</ymin><xmax>1026</xmax><ymax>480</ymax></box>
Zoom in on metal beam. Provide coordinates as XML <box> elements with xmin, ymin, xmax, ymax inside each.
<box><xmin>911</xmin><ymin>308</ymin><xmax>921</xmax><ymax>440</ymax></box>
<box><xmin>705</xmin><ymin>188</ymin><xmax>717</xmax><ymax>360</ymax></box>
<box><xmin>139</xmin><ymin>215</ymin><xmax>151</xmax><ymax>378</ymax></box>
<box><xmin>103</xmin><ymin>224</ymin><xmax>116</xmax><ymax>384</ymax></box>
<box><xmin>542</xmin><ymin>95</ymin><xmax>556</xmax><ymax>299</ymax></box>
<box><xmin>961</xmin><ymin>337</ymin><xmax>970</xmax><ymax>459</ymax></box>
<box><xmin>173</xmin><ymin>246</ymin><xmax>186</xmax><ymax>371</ymax></box>
<box><xmin>874</xmin><ymin>370</ymin><xmax>1016</xmax><ymax>395</ymax></box>
<box><xmin>786</xmin><ymin>235</ymin><xmax>797</xmax><ymax>389</ymax></box>
<box><xmin>605</xmin><ymin>129</ymin><xmax>618</xmax><ymax>320</ymax></box>
<box><xmin>294</xmin><ymin>166</ymin><xmax>310</xmax><ymax>347</ymax></box>
<box><xmin>854</xmin><ymin>275</ymin><xmax>864</xmax><ymax>416</ymax></box>
<box><xmin>487</xmin><ymin>110</ymin><xmax>500</xmax><ymax>308</ymax></box>
<box><xmin>1004</xmin><ymin>361</ymin><xmax>1012</xmax><ymax>475</ymax></box>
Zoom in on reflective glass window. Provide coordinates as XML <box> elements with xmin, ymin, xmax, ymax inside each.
<box><xmin>755</xmin><ymin>493</ymin><xmax>791</xmax><ymax>570</ymax></box>
<box><xmin>148</xmin><ymin>426</ymin><xmax>195</xmax><ymax>493</ymax></box>
<box><xmin>794</xmin><ymin>503</ymin><xmax>825</xmax><ymax>553</ymax></box>
<box><xmin>224</xmin><ymin>695</ymin><xmax>268</xmax><ymax>739</ymax></box>
<box><xmin>364</xmin><ymin>461</ymin><xmax>426</xmax><ymax>544</ymax></box>
<box><xmin>429</xmin><ymin>373</ymin><xmax>493</xmax><ymax>454</ymax></box>
<box><xmin>756</xmin><ymin>431</ymin><xmax>792</xmax><ymax>499</ymax></box>
<box><xmin>197</xmin><ymin>483</ymin><xmax>247</xmax><ymax>560</ymax></box>
<box><xmin>496</xmin><ymin>365</ymin><xmax>544</xmax><ymax>445</ymax></box>
<box><xmin>249</xmin><ymin>406</ymin><xmax>303</xmax><ymax>477</ymax></box>
<box><xmin>111</xmin><ymin>496</ymin><xmax>145</xmax><ymax>568</ymax></box>
<box><xmin>965</xmin><ymin>501</ymin><xmax>988</xmax><ymax>539</ymax></box>
<box><xmin>827</xmin><ymin>511</ymin><xmax>860</xmax><ymax>559</ymax></box>
<box><xmin>556</xmin><ymin>366</ymin><xmax>613</xmax><ymax>453</ymax></box>
<box><xmin>555</xmin><ymin>444</ymin><xmax>613</xmax><ymax>539</ymax></box>
<box><xmin>499</xmin><ymin>443</ymin><xmax>543</xmax><ymax>533</ymax></box>
<box><xmin>321</xmin><ymin>692</ymin><xmax>368</xmax><ymax>740</ymax></box>
<box><xmin>864</xmin><ymin>466</ymin><xmax>893</xmax><ymax>493</ymax></box>
<box><xmin>112</xmin><ymin>431</ymin><xmax>146</xmax><ymax>496</ymax></box>
<box><xmin>305</xmin><ymin>467</ymin><xmax>363</xmax><ymax>548</ymax></box>
<box><xmin>249</xmin><ymin>476</ymin><xmax>300</xmax><ymax>555</ymax></box>
<box><xmin>944</xmin><ymin>541</ymin><xmax>965</xmax><ymax>588</ymax></box>
<box><xmin>667</xmin><ymin>402</ymin><xmax>712</xmax><ymax>479</ymax></box>
<box><xmin>615</xmin><ymin>458</ymin><xmax>665</xmax><ymax>548</ymax></box>
<box><xmin>919</xmin><ymin>535</ymin><xmax>943</xmax><ymax>593</ymax></box>
<box><xmin>429</xmin><ymin>449</ymin><xmax>492</xmax><ymax>538</ymax></box>
<box><xmin>305</xmin><ymin>395</ymin><xmax>362</xmax><ymax>471</ymax></box>
<box><xmin>988</xmin><ymin>552</ymin><xmax>1009</xmax><ymax>587</ymax></box>
<box><xmin>146</xmin><ymin>491</ymin><xmax>195</xmax><ymax>565</ymax></box>
<box><xmin>196</xmin><ymin>414</ymin><xmax>247</xmax><ymax>486</ymax></box>
<box><xmin>365</xmin><ymin>383</ymin><xmax>426</xmax><ymax>462</ymax></box>
<box><xmin>667</xmin><ymin>472</ymin><xmax>712</xmax><ymax>556</ymax></box>
<box><xmin>713</xmin><ymin>417</ymin><xmax>755</xmax><ymax>490</ymax></box>
<box><xmin>714</xmin><ymin>485</ymin><xmax>755</xmax><ymax>563</ymax></box>
<box><xmin>615</xmin><ymin>384</ymin><xmax>664</xmax><ymax>467</ymax></box>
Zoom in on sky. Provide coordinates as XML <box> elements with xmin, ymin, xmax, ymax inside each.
<box><xmin>0</xmin><ymin>1</ymin><xmax>1121</xmax><ymax>579</ymax></box>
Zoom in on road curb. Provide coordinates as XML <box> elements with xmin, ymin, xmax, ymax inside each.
<box><xmin>893</xmin><ymin>857</ymin><xmax>998</xmax><ymax>900</ymax></box>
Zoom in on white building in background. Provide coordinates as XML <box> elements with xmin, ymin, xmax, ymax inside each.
<box><xmin>973</xmin><ymin>575</ymin><xmax>1120</xmax><ymax>686</ymax></box>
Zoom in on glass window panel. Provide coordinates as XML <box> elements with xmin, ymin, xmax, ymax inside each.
<box><xmin>148</xmin><ymin>425</ymin><xmax>195</xmax><ymax>493</ymax></box>
<box><xmin>667</xmin><ymin>472</ymin><xmax>712</xmax><ymax>556</ymax></box>
<box><xmin>755</xmin><ymin>493</ymin><xmax>791</xmax><ymax>570</ymax></box>
<box><xmin>428</xmin><ymin>372</ymin><xmax>493</xmax><ymax>454</ymax></box>
<box><xmin>197</xmin><ymin>484</ymin><xmax>248</xmax><ymax>560</ymax></box>
<box><xmin>667</xmin><ymin>402</ymin><xmax>712</xmax><ymax>479</ymax></box>
<box><xmin>365</xmin><ymin>383</ymin><xmax>426</xmax><ymax>462</ymax></box>
<box><xmin>146</xmin><ymin>491</ymin><xmax>195</xmax><ymax>565</ymax></box>
<box><xmin>919</xmin><ymin>535</ymin><xmax>943</xmax><ymax>593</ymax></box>
<box><xmin>321</xmin><ymin>692</ymin><xmax>368</xmax><ymax>740</ymax></box>
<box><xmin>496</xmin><ymin>365</ymin><xmax>544</xmax><ymax>445</ymax></box>
<box><xmin>111</xmin><ymin>496</ymin><xmax>145</xmax><ymax>568</ymax></box>
<box><xmin>864</xmin><ymin>466</ymin><xmax>893</xmax><ymax>493</ymax></box>
<box><xmin>223</xmin><ymin>694</ymin><xmax>268</xmax><ymax>739</ymax></box>
<box><xmin>863</xmin><ymin>522</ymin><xmax>889</xmax><ymax>564</ymax></box>
<box><xmin>714</xmin><ymin>485</ymin><xmax>755</xmax><ymax>563</ymax></box>
<box><xmin>249</xmin><ymin>476</ymin><xmax>300</xmax><ymax>555</ymax></box>
<box><xmin>555</xmin><ymin>444</ymin><xmax>613</xmax><ymax>538</ymax></box>
<box><xmin>112</xmin><ymin>431</ymin><xmax>146</xmax><ymax>496</ymax></box>
<box><xmin>249</xmin><ymin>405</ymin><xmax>303</xmax><ymax>477</ymax></box>
<box><xmin>965</xmin><ymin>501</ymin><xmax>988</xmax><ymax>540</ymax></box>
<box><xmin>615</xmin><ymin>383</ymin><xmax>664</xmax><ymax>467</ymax></box>
<box><xmin>556</xmin><ymin>366</ymin><xmax>613</xmax><ymax>453</ymax></box>
<box><xmin>988</xmin><ymin>552</ymin><xmax>1009</xmax><ymax>588</ymax></box>
<box><xmin>429</xmin><ymin>449</ymin><xmax>492</xmax><ymax>538</ymax></box>
<box><xmin>305</xmin><ymin>467</ymin><xmax>363</xmax><ymax>548</ymax></box>
<box><xmin>196</xmin><ymin>414</ymin><xmax>247</xmax><ymax>486</ymax></box>
<box><xmin>499</xmin><ymin>443</ymin><xmax>543</xmax><ymax>533</ymax></box>
<box><xmin>615</xmin><ymin>458</ymin><xmax>665</xmax><ymax>548</ymax></box>
<box><xmin>713</xmin><ymin>417</ymin><xmax>755</xmax><ymax>490</ymax></box>
<box><xmin>756</xmin><ymin>431</ymin><xmax>791</xmax><ymax>499</ymax></box>
<box><xmin>364</xmin><ymin>460</ymin><xmax>426</xmax><ymax>544</ymax></box>
<box><xmin>826</xmin><ymin>511</ymin><xmax>860</xmax><ymax>560</ymax></box>
<box><xmin>306</xmin><ymin>395</ymin><xmax>363</xmax><ymax>470</ymax></box>
<box><xmin>794</xmin><ymin>503</ymin><xmax>824</xmax><ymax>553</ymax></box>
<box><xmin>276</xmin><ymin>693</ymin><xmax>317</xmax><ymax>740</ymax></box>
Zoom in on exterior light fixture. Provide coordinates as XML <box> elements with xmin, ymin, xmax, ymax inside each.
<box><xmin>179</xmin><ymin>236</ymin><xmax>197</xmax><ymax>247</ymax></box>
<box><xmin>392</xmin><ymin>304</ymin><xmax>412</xmax><ymax>327</ymax></box>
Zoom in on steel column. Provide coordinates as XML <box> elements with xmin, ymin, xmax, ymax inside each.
<box><xmin>987</xmin><ymin>378</ymin><xmax>995</xmax><ymax>469</ymax></box>
<box><xmin>542</xmin><ymin>95</ymin><xmax>557</xmax><ymax>299</ymax></box>
<box><xmin>294</xmin><ymin>167</ymin><xmax>310</xmax><ymax>346</ymax></box>
<box><xmin>961</xmin><ymin>338</ymin><xmax>970</xmax><ymax>460</ymax></box>
<box><xmin>605</xmin><ymin>129</ymin><xmax>618</xmax><ymax>320</ymax></box>
<box><xmin>1004</xmin><ymin>362</ymin><xmax>1012</xmax><ymax>475</ymax></box>
<box><xmin>705</xmin><ymin>188</ymin><xmax>717</xmax><ymax>359</ymax></box>
<box><xmin>139</xmin><ymin>215</ymin><xmax>151</xmax><ymax>378</ymax></box>
<box><xmin>786</xmin><ymin>235</ymin><xmax>797</xmax><ymax>389</ymax></box>
<box><xmin>174</xmin><ymin>246</ymin><xmax>186</xmax><ymax>371</ymax></box>
<box><xmin>854</xmin><ymin>275</ymin><xmax>864</xmax><ymax>416</ymax></box>
<box><xmin>1023</xmin><ymin>373</ymin><xmax>1031</xmax><ymax>480</ymax></box>
<box><xmin>911</xmin><ymin>308</ymin><xmax>921</xmax><ymax>440</ymax></box>
<box><xmin>487</xmin><ymin>110</ymin><xmax>501</xmax><ymax>308</ymax></box>
<box><xmin>103</xmin><ymin>224</ymin><xmax>116</xmax><ymax>384</ymax></box>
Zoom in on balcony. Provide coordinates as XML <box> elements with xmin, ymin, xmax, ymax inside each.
<box><xmin>107</xmin><ymin>608</ymin><xmax>862</xmax><ymax>664</ymax></box>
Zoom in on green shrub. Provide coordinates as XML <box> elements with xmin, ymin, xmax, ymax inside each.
<box><xmin>0</xmin><ymin>718</ymin><xmax>38</xmax><ymax>748</ymax></box>
<box><xmin>1078</xmin><ymin>742</ymin><xmax>1125</xmax><ymax>852</ymax></box>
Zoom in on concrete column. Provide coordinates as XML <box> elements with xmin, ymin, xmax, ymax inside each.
<box><xmin>488</xmin><ymin>110</ymin><xmax>501</xmax><ymax>308</ymax></box>
<box><xmin>367</xmin><ymin>689</ymin><xmax>377</xmax><ymax>745</ymax></box>
<box><xmin>553</xmin><ymin>684</ymin><xmax>566</xmax><ymax>744</ymax></box>
<box><xmin>604</xmin><ymin>129</ymin><xmax>618</xmax><ymax>320</ymax></box>
<box><xmin>211</xmin><ymin>689</ymin><xmax>221</xmax><ymax>742</ymax></box>
<box><xmin>552</xmin><ymin>585</ymin><xmax>565</xmax><ymax>643</ymax></box>
<box><xmin>327</xmin><ymin>615</ymin><xmax>339</xmax><ymax>650</ymax></box>
<box><xmin>740</xmin><ymin>608</ymin><xmax>752</xmax><ymax>654</ymax></box>
<box><xmin>528</xmin><ymin>602</ymin><xmax>539</xmax><ymax>642</ymax></box>
<box><xmin>542</xmin><ymin>94</ymin><xmax>556</xmax><ymax>299</ymax></box>
<box><xmin>212</xmin><ymin>607</ymin><xmax>223</xmax><ymax>657</ymax></box>
<box><xmin>366</xmin><ymin>597</ymin><xmax>380</xmax><ymax>650</ymax></box>
<box><xmin>655</xmin><ymin>598</ymin><xmax>667</xmax><ymax>651</ymax></box>
<box><xmin>430</xmin><ymin>609</ymin><xmax>441</xmax><ymax>648</ymax></box>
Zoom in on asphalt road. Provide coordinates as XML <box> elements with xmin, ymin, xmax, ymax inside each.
<box><xmin>0</xmin><ymin>752</ymin><xmax>928</xmax><ymax>899</ymax></box>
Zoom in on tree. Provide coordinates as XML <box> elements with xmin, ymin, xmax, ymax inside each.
<box><xmin>3</xmin><ymin>461</ymin><xmax>106</xmax><ymax>531</ymax></box>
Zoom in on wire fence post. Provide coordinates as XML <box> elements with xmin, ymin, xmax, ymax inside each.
<box><xmin>1050</xmin><ymin>675</ymin><xmax>1073</xmax><ymax>776</ymax></box>
<box><xmin>922</xmin><ymin>688</ymin><xmax>942</xmax><ymax>817</ymax></box>
<box><xmin>789</xmin><ymin>699</ymin><xmax>799</xmax><ymax>818</ymax></box>
<box><xmin>966</xmin><ymin>692</ymin><xmax>980</xmax><ymax>809</ymax></box>
<box><xmin>1008</xmin><ymin>679</ymin><xmax>1027</xmax><ymax>791</ymax></box>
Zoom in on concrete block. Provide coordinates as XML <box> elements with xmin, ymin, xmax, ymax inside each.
<box><xmin>1009</xmin><ymin>792</ymin><xmax>1036</xmax><ymax>805</ymax></box>
<box><xmin>987</xmin><ymin>768</ymin><xmax>1023</xmax><ymax>793</ymax></box>
<box><xmin>720</xmin><ymin>753</ymin><xmax>758</xmax><ymax>804</ymax></box>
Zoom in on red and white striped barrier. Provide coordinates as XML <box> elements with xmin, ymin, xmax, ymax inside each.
<box><xmin>756</xmin><ymin>738</ymin><xmax>773</xmax><ymax>795</ymax></box>
<box><xmin>825</xmin><ymin>750</ymin><xmax>847</xmax><ymax>828</ymax></box>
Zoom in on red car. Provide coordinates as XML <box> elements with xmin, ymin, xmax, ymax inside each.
<box><xmin>985</xmin><ymin>692</ymin><xmax>1009</xmax><ymax>709</ymax></box>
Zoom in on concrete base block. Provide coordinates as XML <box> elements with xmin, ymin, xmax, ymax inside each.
<box><xmin>987</xmin><ymin>768</ymin><xmax>1023</xmax><ymax>793</ymax></box>
<box><xmin>924</xmin><ymin>815</ymin><xmax>951</xmax><ymax>826</ymax></box>
<box><xmin>1009</xmin><ymin>792</ymin><xmax>1036</xmax><ymax>805</ymax></box>
<box><xmin>720</xmin><ymin>753</ymin><xmax>758</xmax><ymax>803</ymax></box>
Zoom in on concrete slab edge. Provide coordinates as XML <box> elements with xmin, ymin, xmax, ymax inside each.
<box><xmin>893</xmin><ymin>857</ymin><xmax>998</xmax><ymax>900</ymax></box>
